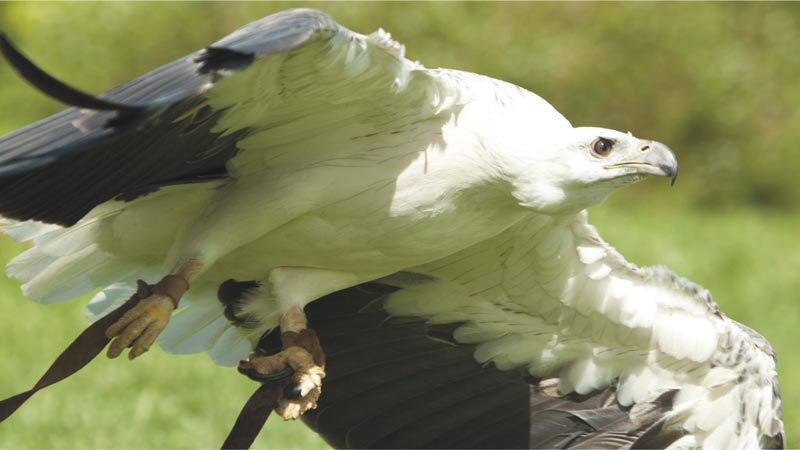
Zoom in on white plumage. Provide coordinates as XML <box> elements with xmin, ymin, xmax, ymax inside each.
<box><xmin>0</xmin><ymin>8</ymin><xmax>783</xmax><ymax>449</ymax></box>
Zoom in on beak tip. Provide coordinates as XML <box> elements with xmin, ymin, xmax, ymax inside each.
<box><xmin>657</xmin><ymin>162</ymin><xmax>677</xmax><ymax>186</ymax></box>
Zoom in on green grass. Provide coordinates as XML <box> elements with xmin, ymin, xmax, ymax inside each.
<box><xmin>0</xmin><ymin>200</ymin><xmax>797</xmax><ymax>448</ymax></box>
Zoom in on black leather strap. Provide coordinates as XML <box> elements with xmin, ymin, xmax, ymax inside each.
<box><xmin>0</xmin><ymin>278</ymin><xmax>282</xmax><ymax>450</ymax></box>
<box><xmin>221</xmin><ymin>381</ymin><xmax>287</xmax><ymax>449</ymax></box>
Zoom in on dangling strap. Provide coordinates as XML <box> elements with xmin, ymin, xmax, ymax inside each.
<box><xmin>221</xmin><ymin>381</ymin><xmax>287</xmax><ymax>449</ymax></box>
<box><xmin>1</xmin><ymin>277</ymin><xmax>285</xmax><ymax>449</ymax></box>
<box><xmin>0</xmin><ymin>280</ymin><xmax>150</xmax><ymax>422</ymax></box>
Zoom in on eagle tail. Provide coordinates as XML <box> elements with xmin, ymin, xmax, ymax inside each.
<box><xmin>3</xmin><ymin>224</ymin><xmax>252</xmax><ymax>366</ymax></box>
<box><xmin>2</xmin><ymin>218</ymin><xmax>142</xmax><ymax>305</ymax></box>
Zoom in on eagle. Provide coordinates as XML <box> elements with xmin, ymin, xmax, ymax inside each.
<box><xmin>0</xmin><ymin>8</ymin><xmax>784</xmax><ymax>449</ymax></box>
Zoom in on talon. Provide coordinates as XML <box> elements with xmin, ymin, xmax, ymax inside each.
<box><xmin>238</xmin><ymin>308</ymin><xmax>326</xmax><ymax>420</ymax></box>
<box><xmin>106</xmin><ymin>293</ymin><xmax>175</xmax><ymax>359</ymax></box>
<box><xmin>274</xmin><ymin>338</ymin><xmax>325</xmax><ymax>419</ymax></box>
<box><xmin>130</xmin><ymin>321</ymin><xmax>163</xmax><ymax>359</ymax></box>
<box><xmin>283</xmin><ymin>383</ymin><xmax>303</xmax><ymax>400</ymax></box>
<box><xmin>277</xmin><ymin>385</ymin><xmax>321</xmax><ymax>420</ymax></box>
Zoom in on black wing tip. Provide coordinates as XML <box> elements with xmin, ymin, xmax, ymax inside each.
<box><xmin>0</xmin><ymin>32</ymin><xmax>143</xmax><ymax>112</ymax></box>
<box><xmin>195</xmin><ymin>47</ymin><xmax>254</xmax><ymax>74</ymax></box>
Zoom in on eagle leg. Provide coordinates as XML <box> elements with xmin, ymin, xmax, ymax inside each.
<box><xmin>105</xmin><ymin>258</ymin><xmax>200</xmax><ymax>359</ymax></box>
<box><xmin>238</xmin><ymin>306</ymin><xmax>326</xmax><ymax>420</ymax></box>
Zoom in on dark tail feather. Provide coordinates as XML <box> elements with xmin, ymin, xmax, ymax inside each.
<box><xmin>217</xmin><ymin>279</ymin><xmax>262</xmax><ymax>328</ymax></box>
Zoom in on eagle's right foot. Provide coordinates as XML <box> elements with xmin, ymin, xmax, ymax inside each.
<box><xmin>238</xmin><ymin>307</ymin><xmax>326</xmax><ymax>420</ymax></box>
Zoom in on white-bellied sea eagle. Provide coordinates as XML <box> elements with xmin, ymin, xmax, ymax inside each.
<box><xmin>0</xmin><ymin>8</ymin><xmax>784</xmax><ymax>449</ymax></box>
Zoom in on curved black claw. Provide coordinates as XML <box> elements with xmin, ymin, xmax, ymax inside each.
<box><xmin>283</xmin><ymin>382</ymin><xmax>304</xmax><ymax>400</ymax></box>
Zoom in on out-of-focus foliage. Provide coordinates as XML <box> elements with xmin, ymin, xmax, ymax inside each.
<box><xmin>0</xmin><ymin>2</ymin><xmax>798</xmax><ymax>449</ymax></box>
<box><xmin>1</xmin><ymin>2</ymin><xmax>798</xmax><ymax>208</ymax></box>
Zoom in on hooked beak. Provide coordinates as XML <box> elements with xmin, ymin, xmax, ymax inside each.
<box><xmin>605</xmin><ymin>141</ymin><xmax>678</xmax><ymax>186</ymax></box>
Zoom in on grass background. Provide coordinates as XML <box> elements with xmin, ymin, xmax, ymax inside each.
<box><xmin>0</xmin><ymin>2</ymin><xmax>798</xmax><ymax>448</ymax></box>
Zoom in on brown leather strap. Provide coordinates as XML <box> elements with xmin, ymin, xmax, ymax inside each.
<box><xmin>151</xmin><ymin>274</ymin><xmax>189</xmax><ymax>308</ymax></box>
<box><xmin>0</xmin><ymin>280</ymin><xmax>150</xmax><ymax>422</ymax></box>
<box><xmin>221</xmin><ymin>382</ymin><xmax>285</xmax><ymax>449</ymax></box>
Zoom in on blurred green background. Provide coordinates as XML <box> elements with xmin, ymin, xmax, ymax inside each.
<box><xmin>0</xmin><ymin>2</ymin><xmax>797</xmax><ymax>448</ymax></box>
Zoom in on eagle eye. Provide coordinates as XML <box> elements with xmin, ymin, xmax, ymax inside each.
<box><xmin>592</xmin><ymin>138</ymin><xmax>614</xmax><ymax>157</ymax></box>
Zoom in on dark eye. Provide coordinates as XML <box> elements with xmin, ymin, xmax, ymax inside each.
<box><xmin>592</xmin><ymin>138</ymin><xmax>614</xmax><ymax>157</ymax></box>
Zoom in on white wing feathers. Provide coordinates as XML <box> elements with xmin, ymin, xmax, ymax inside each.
<box><xmin>1</xmin><ymin>16</ymin><xmax>452</xmax><ymax>367</ymax></box>
<box><xmin>207</xmin><ymin>25</ymin><xmax>449</xmax><ymax>177</ymax></box>
<box><xmin>384</xmin><ymin>211</ymin><xmax>781</xmax><ymax>448</ymax></box>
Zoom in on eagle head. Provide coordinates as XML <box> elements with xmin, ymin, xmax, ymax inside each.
<box><xmin>506</xmin><ymin>127</ymin><xmax>678</xmax><ymax>215</ymax></box>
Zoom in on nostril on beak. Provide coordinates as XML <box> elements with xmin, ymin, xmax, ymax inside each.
<box><xmin>640</xmin><ymin>145</ymin><xmax>650</xmax><ymax>152</ymax></box>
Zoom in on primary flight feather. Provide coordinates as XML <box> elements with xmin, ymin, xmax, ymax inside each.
<box><xmin>0</xmin><ymin>8</ymin><xmax>783</xmax><ymax>448</ymax></box>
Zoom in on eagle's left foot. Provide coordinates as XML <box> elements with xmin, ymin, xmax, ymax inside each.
<box><xmin>238</xmin><ymin>307</ymin><xmax>326</xmax><ymax>420</ymax></box>
<box><xmin>105</xmin><ymin>275</ymin><xmax>189</xmax><ymax>359</ymax></box>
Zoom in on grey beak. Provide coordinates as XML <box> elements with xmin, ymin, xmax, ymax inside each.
<box><xmin>603</xmin><ymin>140</ymin><xmax>678</xmax><ymax>185</ymax></box>
<box><xmin>643</xmin><ymin>141</ymin><xmax>678</xmax><ymax>186</ymax></box>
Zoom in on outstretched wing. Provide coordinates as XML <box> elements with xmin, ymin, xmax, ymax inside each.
<box><xmin>261</xmin><ymin>283</ymin><xmax>681</xmax><ymax>449</ymax></box>
<box><xmin>0</xmin><ymin>8</ymin><xmax>443</xmax><ymax>225</ymax></box>
<box><xmin>383</xmin><ymin>211</ymin><xmax>784</xmax><ymax>449</ymax></box>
